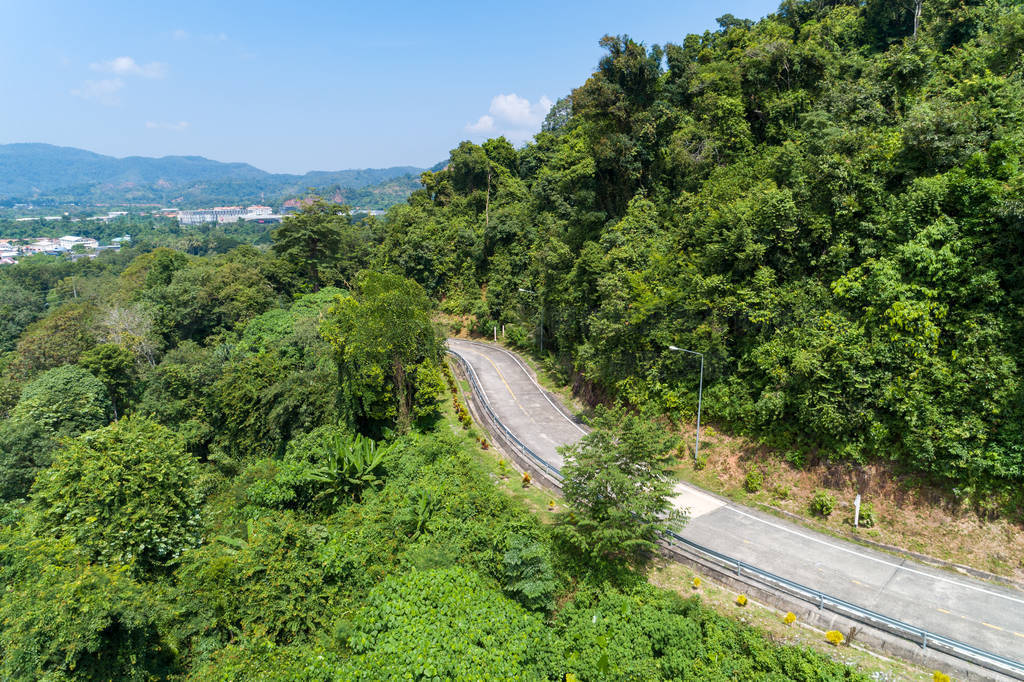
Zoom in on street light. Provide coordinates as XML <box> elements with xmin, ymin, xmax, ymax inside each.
<box><xmin>668</xmin><ymin>345</ymin><xmax>703</xmax><ymax>463</ymax></box>
<box><xmin>518</xmin><ymin>288</ymin><xmax>542</xmax><ymax>352</ymax></box>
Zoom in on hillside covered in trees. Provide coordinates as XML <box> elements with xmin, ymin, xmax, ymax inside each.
<box><xmin>0</xmin><ymin>227</ymin><xmax>866</xmax><ymax>678</ymax></box>
<box><xmin>0</xmin><ymin>143</ymin><xmax>425</xmax><ymax>210</ymax></box>
<box><xmin>378</xmin><ymin>0</ymin><xmax>1024</xmax><ymax>510</ymax></box>
<box><xmin>1</xmin><ymin>0</ymin><xmax>1022</xmax><ymax>677</ymax></box>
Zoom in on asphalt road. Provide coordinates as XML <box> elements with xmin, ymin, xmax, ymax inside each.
<box><xmin>447</xmin><ymin>337</ymin><xmax>1024</xmax><ymax>667</ymax></box>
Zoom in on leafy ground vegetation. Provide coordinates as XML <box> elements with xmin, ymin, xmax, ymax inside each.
<box><xmin>380</xmin><ymin>0</ymin><xmax>1024</xmax><ymax>518</ymax></box>
<box><xmin>2</xmin><ymin>0</ymin><xmax>1022</xmax><ymax>676</ymax></box>
<box><xmin>0</xmin><ymin>221</ymin><xmax>867</xmax><ymax>678</ymax></box>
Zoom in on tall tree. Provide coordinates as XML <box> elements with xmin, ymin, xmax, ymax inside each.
<box><xmin>272</xmin><ymin>198</ymin><xmax>348</xmax><ymax>292</ymax></box>
<box><xmin>80</xmin><ymin>343</ymin><xmax>138</xmax><ymax>419</ymax></box>
<box><xmin>320</xmin><ymin>271</ymin><xmax>442</xmax><ymax>434</ymax></box>
<box><xmin>555</xmin><ymin>405</ymin><xmax>685</xmax><ymax>568</ymax></box>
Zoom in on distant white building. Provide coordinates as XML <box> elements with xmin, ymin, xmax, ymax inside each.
<box><xmin>177</xmin><ymin>205</ymin><xmax>282</xmax><ymax>225</ymax></box>
<box><xmin>24</xmin><ymin>239</ymin><xmax>59</xmax><ymax>253</ymax></box>
<box><xmin>59</xmin><ymin>235</ymin><xmax>99</xmax><ymax>251</ymax></box>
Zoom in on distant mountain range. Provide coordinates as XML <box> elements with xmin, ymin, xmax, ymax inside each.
<box><xmin>0</xmin><ymin>143</ymin><xmax>430</xmax><ymax>209</ymax></box>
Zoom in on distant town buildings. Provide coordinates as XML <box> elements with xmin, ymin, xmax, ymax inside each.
<box><xmin>177</xmin><ymin>205</ymin><xmax>281</xmax><ymax>225</ymax></box>
<box><xmin>0</xmin><ymin>234</ymin><xmax>118</xmax><ymax>265</ymax></box>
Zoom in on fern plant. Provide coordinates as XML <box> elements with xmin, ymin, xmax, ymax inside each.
<box><xmin>501</xmin><ymin>536</ymin><xmax>557</xmax><ymax>612</ymax></box>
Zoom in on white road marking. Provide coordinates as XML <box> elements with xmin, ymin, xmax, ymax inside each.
<box><xmin>717</xmin><ymin>504</ymin><xmax>1024</xmax><ymax>607</ymax></box>
<box><xmin>670</xmin><ymin>481</ymin><xmax>725</xmax><ymax>519</ymax></box>
<box><xmin>450</xmin><ymin>339</ymin><xmax>1024</xmax><ymax>614</ymax></box>
<box><xmin>478</xmin><ymin>341</ymin><xmax>588</xmax><ymax>435</ymax></box>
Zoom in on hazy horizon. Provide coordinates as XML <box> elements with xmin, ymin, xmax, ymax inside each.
<box><xmin>0</xmin><ymin>141</ymin><xmax>431</xmax><ymax>176</ymax></box>
<box><xmin>2</xmin><ymin>0</ymin><xmax>778</xmax><ymax>174</ymax></box>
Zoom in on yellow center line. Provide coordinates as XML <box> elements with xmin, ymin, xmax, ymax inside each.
<box><xmin>461</xmin><ymin>348</ymin><xmax>517</xmax><ymax>399</ymax></box>
<box><xmin>982</xmin><ymin>622</ymin><xmax>1004</xmax><ymax>631</ymax></box>
<box><xmin>1014</xmin><ymin>632</ymin><xmax>1024</xmax><ymax>639</ymax></box>
<box><xmin>936</xmin><ymin>608</ymin><xmax>951</xmax><ymax>615</ymax></box>
<box><xmin>459</xmin><ymin>347</ymin><xmax>536</xmax><ymax>423</ymax></box>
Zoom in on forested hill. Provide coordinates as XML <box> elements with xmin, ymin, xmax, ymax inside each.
<box><xmin>378</xmin><ymin>0</ymin><xmax>1024</xmax><ymax>505</ymax></box>
<box><xmin>0</xmin><ymin>143</ymin><xmax>424</xmax><ymax>207</ymax></box>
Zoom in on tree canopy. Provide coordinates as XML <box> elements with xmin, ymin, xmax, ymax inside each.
<box><xmin>30</xmin><ymin>415</ymin><xmax>202</xmax><ymax>576</ymax></box>
<box><xmin>375</xmin><ymin>0</ymin><xmax>1024</xmax><ymax>509</ymax></box>
<box><xmin>321</xmin><ymin>271</ymin><xmax>442</xmax><ymax>434</ymax></box>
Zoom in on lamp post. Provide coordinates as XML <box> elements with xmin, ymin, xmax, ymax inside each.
<box><xmin>668</xmin><ymin>345</ymin><xmax>703</xmax><ymax>463</ymax></box>
<box><xmin>518</xmin><ymin>288</ymin><xmax>542</xmax><ymax>352</ymax></box>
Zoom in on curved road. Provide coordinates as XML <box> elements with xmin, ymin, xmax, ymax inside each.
<box><xmin>447</xmin><ymin>338</ymin><xmax>1024</xmax><ymax>670</ymax></box>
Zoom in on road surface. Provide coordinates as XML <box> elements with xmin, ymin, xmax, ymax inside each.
<box><xmin>447</xmin><ymin>337</ymin><xmax>1024</xmax><ymax>669</ymax></box>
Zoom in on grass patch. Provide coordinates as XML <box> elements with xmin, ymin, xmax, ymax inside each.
<box><xmin>648</xmin><ymin>562</ymin><xmax>936</xmax><ymax>681</ymax></box>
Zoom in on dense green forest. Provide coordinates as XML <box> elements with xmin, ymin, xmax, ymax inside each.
<box><xmin>0</xmin><ymin>213</ymin><xmax>862</xmax><ymax>679</ymax></box>
<box><xmin>3</xmin><ymin>0</ymin><xmax>1022</xmax><ymax>676</ymax></box>
<box><xmin>375</xmin><ymin>0</ymin><xmax>1024</xmax><ymax>511</ymax></box>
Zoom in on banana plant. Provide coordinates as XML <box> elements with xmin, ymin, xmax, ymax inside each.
<box><xmin>407</xmin><ymin>488</ymin><xmax>436</xmax><ymax>539</ymax></box>
<box><xmin>315</xmin><ymin>432</ymin><xmax>392</xmax><ymax>505</ymax></box>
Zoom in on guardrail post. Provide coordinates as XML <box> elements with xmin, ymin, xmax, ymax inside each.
<box><xmin>818</xmin><ymin>594</ymin><xmax>823</xmax><ymax>610</ymax></box>
<box><xmin>921</xmin><ymin>632</ymin><xmax>928</xmax><ymax>650</ymax></box>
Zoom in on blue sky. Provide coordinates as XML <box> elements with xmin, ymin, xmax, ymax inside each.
<box><xmin>1</xmin><ymin>0</ymin><xmax>780</xmax><ymax>174</ymax></box>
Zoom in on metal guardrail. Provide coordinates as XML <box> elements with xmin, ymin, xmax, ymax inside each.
<box><xmin>446</xmin><ymin>346</ymin><xmax>1024</xmax><ymax>680</ymax></box>
<box><xmin>448</xmin><ymin>349</ymin><xmax>565</xmax><ymax>482</ymax></box>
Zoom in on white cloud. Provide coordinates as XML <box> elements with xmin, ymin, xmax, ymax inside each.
<box><xmin>172</xmin><ymin>29</ymin><xmax>189</xmax><ymax>41</ymax></box>
<box><xmin>466</xmin><ymin>115</ymin><xmax>495</xmax><ymax>134</ymax></box>
<box><xmin>71</xmin><ymin>78</ymin><xmax>124</xmax><ymax>105</ymax></box>
<box><xmin>91</xmin><ymin>56</ymin><xmax>167</xmax><ymax>79</ymax></box>
<box><xmin>490</xmin><ymin>94</ymin><xmax>553</xmax><ymax>127</ymax></box>
<box><xmin>146</xmin><ymin>120</ymin><xmax>189</xmax><ymax>132</ymax></box>
<box><xmin>465</xmin><ymin>93</ymin><xmax>554</xmax><ymax>144</ymax></box>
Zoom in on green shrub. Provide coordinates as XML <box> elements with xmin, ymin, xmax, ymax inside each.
<box><xmin>340</xmin><ymin>567</ymin><xmax>559</xmax><ymax>679</ymax></box>
<box><xmin>810</xmin><ymin>489</ymin><xmax>836</xmax><ymax>517</ymax></box>
<box><xmin>857</xmin><ymin>501</ymin><xmax>876</xmax><ymax>528</ymax></box>
<box><xmin>30</xmin><ymin>415</ymin><xmax>202</xmax><ymax>576</ymax></box>
<box><xmin>506</xmin><ymin>324</ymin><xmax>530</xmax><ymax>349</ymax></box>
<box><xmin>0</xmin><ymin>536</ymin><xmax>176</xmax><ymax>681</ymax></box>
<box><xmin>501</xmin><ymin>535</ymin><xmax>557</xmax><ymax>612</ymax></box>
<box><xmin>784</xmin><ymin>450</ymin><xmax>806</xmax><ymax>469</ymax></box>
<box><xmin>244</xmin><ymin>459</ymin><xmax>327</xmax><ymax>515</ymax></box>
<box><xmin>743</xmin><ymin>469</ymin><xmax>764</xmax><ymax>493</ymax></box>
<box><xmin>175</xmin><ymin>513</ymin><xmax>340</xmax><ymax>649</ymax></box>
